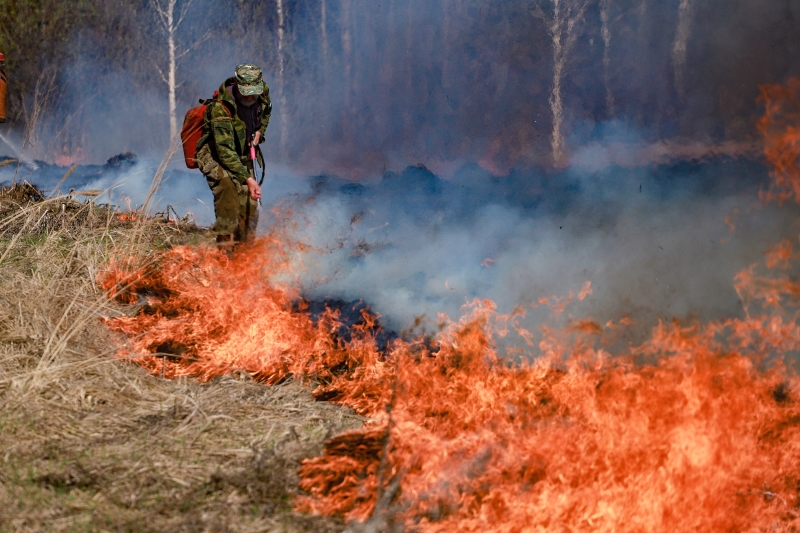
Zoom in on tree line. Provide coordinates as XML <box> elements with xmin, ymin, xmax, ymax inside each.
<box><xmin>0</xmin><ymin>0</ymin><xmax>797</xmax><ymax>172</ymax></box>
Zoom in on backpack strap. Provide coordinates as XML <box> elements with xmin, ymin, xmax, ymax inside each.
<box><xmin>256</xmin><ymin>145</ymin><xmax>266</xmax><ymax>185</ymax></box>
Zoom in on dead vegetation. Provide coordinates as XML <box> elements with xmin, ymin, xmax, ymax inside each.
<box><xmin>0</xmin><ymin>184</ymin><xmax>360</xmax><ymax>532</ymax></box>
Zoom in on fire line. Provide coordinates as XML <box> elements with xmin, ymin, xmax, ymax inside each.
<box><xmin>100</xmin><ymin>81</ymin><xmax>800</xmax><ymax>531</ymax></box>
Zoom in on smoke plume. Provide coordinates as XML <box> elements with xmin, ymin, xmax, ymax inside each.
<box><xmin>2</xmin><ymin>0</ymin><xmax>799</xmax><ymax>344</ymax></box>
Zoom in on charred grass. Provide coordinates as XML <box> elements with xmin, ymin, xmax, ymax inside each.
<box><xmin>0</xmin><ymin>184</ymin><xmax>360</xmax><ymax>532</ymax></box>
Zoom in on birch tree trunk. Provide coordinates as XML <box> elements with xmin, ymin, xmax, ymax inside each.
<box><xmin>320</xmin><ymin>0</ymin><xmax>328</xmax><ymax>78</ymax></box>
<box><xmin>341</xmin><ymin>0</ymin><xmax>353</xmax><ymax>142</ymax></box>
<box><xmin>150</xmin><ymin>0</ymin><xmax>205</xmax><ymax>142</ymax></box>
<box><xmin>276</xmin><ymin>0</ymin><xmax>288</xmax><ymax>158</ymax></box>
<box><xmin>549</xmin><ymin>1</ymin><xmax>565</xmax><ymax>165</ymax></box>
<box><xmin>600</xmin><ymin>0</ymin><xmax>614</xmax><ymax>117</ymax></box>
<box><xmin>442</xmin><ymin>0</ymin><xmax>454</xmax><ymax>90</ymax></box>
<box><xmin>403</xmin><ymin>0</ymin><xmax>414</xmax><ymax>136</ymax></box>
<box><xmin>167</xmin><ymin>0</ymin><xmax>177</xmax><ymax>141</ymax></box>
<box><xmin>536</xmin><ymin>0</ymin><xmax>590</xmax><ymax>167</ymax></box>
<box><xmin>672</xmin><ymin>0</ymin><xmax>693</xmax><ymax>99</ymax></box>
<box><xmin>386</xmin><ymin>0</ymin><xmax>396</xmax><ymax>86</ymax></box>
<box><xmin>317</xmin><ymin>0</ymin><xmax>329</xmax><ymax>144</ymax></box>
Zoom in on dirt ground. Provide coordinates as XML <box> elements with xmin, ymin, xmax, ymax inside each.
<box><xmin>0</xmin><ymin>184</ymin><xmax>360</xmax><ymax>532</ymax></box>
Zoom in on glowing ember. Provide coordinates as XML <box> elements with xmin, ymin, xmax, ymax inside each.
<box><xmin>114</xmin><ymin>212</ymin><xmax>139</xmax><ymax>222</ymax></box>
<box><xmin>100</xmin><ymin>82</ymin><xmax>800</xmax><ymax>530</ymax></box>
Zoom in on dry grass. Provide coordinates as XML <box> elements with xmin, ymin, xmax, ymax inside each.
<box><xmin>0</xmin><ymin>184</ymin><xmax>361</xmax><ymax>532</ymax></box>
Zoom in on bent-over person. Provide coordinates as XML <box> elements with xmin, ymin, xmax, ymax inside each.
<box><xmin>196</xmin><ymin>64</ymin><xmax>271</xmax><ymax>244</ymax></box>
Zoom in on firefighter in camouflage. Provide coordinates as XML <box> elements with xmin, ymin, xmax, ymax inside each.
<box><xmin>196</xmin><ymin>64</ymin><xmax>271</xmax><ymax>243</ymax></box>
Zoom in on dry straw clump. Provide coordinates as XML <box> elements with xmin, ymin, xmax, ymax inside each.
<box><xmin>0</xmin><ymin>184</ymin><xmax>359</xmax><ymax>532</ymax></box>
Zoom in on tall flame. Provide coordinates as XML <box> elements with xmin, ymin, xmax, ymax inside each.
<box><xmin>101</xmin><ymin>81</ymin><xmax>800</xmax><ymax>530</ymax></box>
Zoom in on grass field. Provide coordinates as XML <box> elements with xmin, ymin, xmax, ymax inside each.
<box><xmin>0</xmin><ymin>183</ymin><xmax>359</xmax><ymax>532</ymax></box>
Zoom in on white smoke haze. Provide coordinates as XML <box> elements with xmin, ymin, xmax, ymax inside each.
<box><xmin>1</xmin><ymin>138</ymin><xmax>797</xmax><ymax>351</ymax></box>
<box><xmin>1</xmin><ymin>79</ymin><xmax>796</xmax><ymax>349</ymax></box>
<box><xmin>0</xmin><ymin>0</ymin><xmax>797</xmax><ymax>346</ymax></box>
<box><xmin>268</xmin><ymin>157</ymin><xmax>799</xmax><ymax>343</ymax></box>
<box><xmin>0</xmin><ymin>155</ymin><xmax>311</xmax><ymax>229</ymax></box>
<box><xmin>0</xmin><ymin>125</ymin><xmax>799</xmax><ymax>348</ymax></box>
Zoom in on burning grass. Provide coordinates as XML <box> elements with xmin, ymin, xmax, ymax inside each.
<box><xmin>100</xmin><ymin>241</ymin><xmax>800</xmax><ymax>531</ymax></box>
<box><xmin>6</xmin><ymin>80</ymin><xmax>800</xmax><ymax>532</ymax></box>
<box><xmin>0</xmin><ymin>185</ymin><xmax>359</xmax><ymax>532</ymax></box>
<box><xmin>93</xmin><ymin>81</ymin><xmax>800</xmax><ymax>532</ymax></box>
<box><xmin>96</xmin><ymin>218</ymin><xmax>800</xmax><ymax>532</ymax></box>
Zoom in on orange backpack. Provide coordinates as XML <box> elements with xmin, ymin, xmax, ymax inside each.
<box><xmin>180</xmin><ymin>91</ymin><xmax>230</xmax><ymax>169</ymax></box>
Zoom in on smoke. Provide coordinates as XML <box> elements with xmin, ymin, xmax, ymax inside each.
<box><xmin>2</xmin><ymin>137</ymin><xmax>797</xmax><ymax>348</ymax></box>
<box><xmin>4</xmin><ymin>0</ymin><xmax>799</xmax><ymax>174</ymax></box>
<box><xmin>265</xmin><ymin>152</ymin><xmax>800</xmax><ymax>343</ymax></box>
<box><xmin>0</xmin><ymin>132</ymin><xmax>38</xmax><ymax>170</ymax></box>
<box><xmin>2</xmin><ymin>0</ymin><xmax>799</xmax><ymax>346</ymax></box>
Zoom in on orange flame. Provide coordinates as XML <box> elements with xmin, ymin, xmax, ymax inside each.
<box><xmin>115</xmin><ymin>212</ymin><xmax>138</xmax><ymax>222</ymax></box>
<box><xmin>100</xmin><ymin>82</ymin><xmax>800</xmax><ymax>530</ymax></box>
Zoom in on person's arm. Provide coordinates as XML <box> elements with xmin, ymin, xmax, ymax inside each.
<box><xmin>209</xmin><ymin>102</ymin><xmax>250</xmax><ymax>184</ymax></box>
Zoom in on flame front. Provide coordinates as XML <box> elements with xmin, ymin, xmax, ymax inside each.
<box><xmin>100</xmin><ymin>227</ymin><xmax>388</xmax><ymax>397</ymax></box>
<box><xmin>101</xmin><ymin>82</ymin><xmax>800</xmax><ymax>531</ymax></box>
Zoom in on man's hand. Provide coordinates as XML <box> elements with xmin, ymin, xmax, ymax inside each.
<box><xmin>246</xmin><ymin>177</ymin><xmax>262</xmax><ymax>201</ymax></box>
<box><xmin>252</xmin><ymin>131</ymin><xmax>262</xmax><ymax>146</ymax></box>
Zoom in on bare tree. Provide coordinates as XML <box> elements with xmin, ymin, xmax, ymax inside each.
<box><xmin>276</xmin><ymin>0</ymin><xmax>288</xmax><ymax>157</ymax></box>
<box><xmin>149</xmin><ymin>0</ymin><xmax>207</xmax><ymax>141</ymax></box>
<box><xmin>403</xmin><ymin>0</ymin><xmax>414</xmax><ymax>136</ymax></box>
<box><xmin>534</xmin><ymin>0</ymin><xmax>592</xmax><ymax>167</ymax></box>
<box><xmin>600</xmin><ymin>0</ymin><xmax>614</xmax><ymax>117</ymax></box>
<box><xmin>672</xmin><ymin>0</ymin><xmax>693</xmax><ymax>99</ymax></box>
<box><xmin>320</xmin><ymin>0</ymin><xmax>329</xmax><ymax>71</ymax></box>
<box><xmin>340</xmin><ymin>0</ymin><xmax>353</xmax><ymax>142</ymax></box>
<box><xmin>441</xmin><ymin>0</ymin><xmax>453</xmax><ymax>90</ymax></box>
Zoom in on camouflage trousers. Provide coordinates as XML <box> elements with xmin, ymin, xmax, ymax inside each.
<box><xmin>196</xmin><ymin>144</ymin><xmax>258</xmax><ymax>241</ymax></box>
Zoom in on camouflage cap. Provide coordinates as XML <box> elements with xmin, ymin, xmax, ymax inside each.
<box><xmin>234</xmin><ymin>64</ymin><xmax>265</xmax><ymax>96</ymax></box>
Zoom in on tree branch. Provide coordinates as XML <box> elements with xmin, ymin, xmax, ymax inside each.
<box><xmin>563</xmin><ymin>0</ymin><xmax>591</xmax><ymax>55</ymax></box>
<box><xmin>174</xmin><ymin>30</ymin><xmax>211</xmax><ymax>61</ymax></box>
<box><xmin>155</xmin><ymin>65</ymin><xmax>169</xmax><ymax>85</ymax></box>
<box><xmin>175</xmin><ymin>0</ymin><xmax>197</xmax><ymax>30</ymax></box>
<box><xmin>148</xmin><ymin>0</ymin><xmax>170</xmax><ymax>32</ymax></box>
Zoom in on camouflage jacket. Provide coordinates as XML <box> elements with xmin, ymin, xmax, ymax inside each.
<box><xmin>197</xmin><ymin>77</ymin><xmax>271</xmax><ymax>184</ymax></box>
